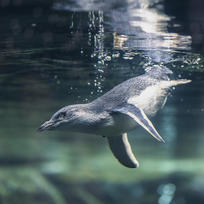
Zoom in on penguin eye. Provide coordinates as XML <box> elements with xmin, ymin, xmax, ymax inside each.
<box><xmin>58</xmin><ymin>112</ymin><xmax>66</xmax><ymax>119</ymax></box>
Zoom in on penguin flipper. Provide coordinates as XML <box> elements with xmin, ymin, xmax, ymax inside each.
<box><xmin>113</xmin><ymin>104</ymin><xmax>165</xmax><ymax>143</ymax></box>
<box><xmin>107</xmin><ymin>133</ymin><xmax>139</xmax><ymax>168</ymax></box>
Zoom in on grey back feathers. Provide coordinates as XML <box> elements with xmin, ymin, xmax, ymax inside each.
<box><xmin>39</xmin><ymin>66</ymin><xmax>191</xmax><ymax>168</ymax></box>
<box><xmin>92</xmin><ymin>65</ymin><xmax>172</xmax><ymax>112</ymax></box>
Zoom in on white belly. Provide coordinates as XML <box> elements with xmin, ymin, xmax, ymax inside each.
<box><xmin>128</xmin><ymin>85</ymin><xmax>168</xmax><ymax>116</ymax></box>
<box><xmin>98</xmin><ymin>113</ymin><xmax>137</xmax><ymax>136</ymax></box>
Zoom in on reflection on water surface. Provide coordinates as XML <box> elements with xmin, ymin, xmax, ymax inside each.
<box><xmin>0</xmin><ymin>0</ymin><xmax>204</xmax><ymax>203</ymax></box>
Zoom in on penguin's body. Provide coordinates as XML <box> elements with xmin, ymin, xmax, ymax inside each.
<box><xmin>39</xmin><ymin>66</ymin><xmax>191</xmax><ymax>168</ymax></box>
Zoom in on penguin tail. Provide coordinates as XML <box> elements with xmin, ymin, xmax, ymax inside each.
<box><xmin>161</xmin><ymin>79</ymin><xmax>191</xmax><ymax>88</ymax></box>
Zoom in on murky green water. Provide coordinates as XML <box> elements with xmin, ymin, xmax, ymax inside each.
<box><xmin>0</xmin><ymin>0</ymin><xmax>204</xmax><ymax>203</ymax></box>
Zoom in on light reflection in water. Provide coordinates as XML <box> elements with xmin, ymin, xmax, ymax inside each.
<box><xmin>54</xmin><ymin>0</ymin><xmax>192</xmax><ymax>63</ymax></box>
<box><xmin>157</xmin><ymin>183</ymin><xmax>176</xmax><ymax>204</ymax></box>
<box><xmin>109</xmin><ymin>0</ymin><xmax>192</xmax><ymax>63</ymax></box>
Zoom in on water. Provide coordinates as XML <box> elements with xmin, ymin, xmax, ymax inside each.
<box><xmin>0</xmin><ymin>0</ymin><xmax>204</xmax><ymax>203</ymax></box>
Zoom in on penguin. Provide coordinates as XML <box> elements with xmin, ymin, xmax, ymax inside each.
<box><xmin>39</xmin><ymin>65</ymin><xmax>191</xmax><ymax>168</ymax></box>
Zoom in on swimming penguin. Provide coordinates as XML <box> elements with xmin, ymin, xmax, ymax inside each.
<box><xmin>39</xmin><ymin>65</ymin><xmax>191</xmax><ymax>168</ymax></box>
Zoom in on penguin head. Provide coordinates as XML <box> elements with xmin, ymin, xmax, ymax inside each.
<box><xmin>38</xmin><ymin>104</ymin><xmax>88</xmax><ymax>131</ymax></box>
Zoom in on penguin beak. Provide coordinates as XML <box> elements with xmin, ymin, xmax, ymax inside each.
<box><xmin>38</xmin><ymin>120</ymin><xmax>54</xmax><ymax>131</ymax></box>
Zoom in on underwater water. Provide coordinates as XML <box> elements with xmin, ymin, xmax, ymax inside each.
<box><xmin>0</xmin><ymin>0</ymin><xmax>204</xmax><ymax>203</ymax></box>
